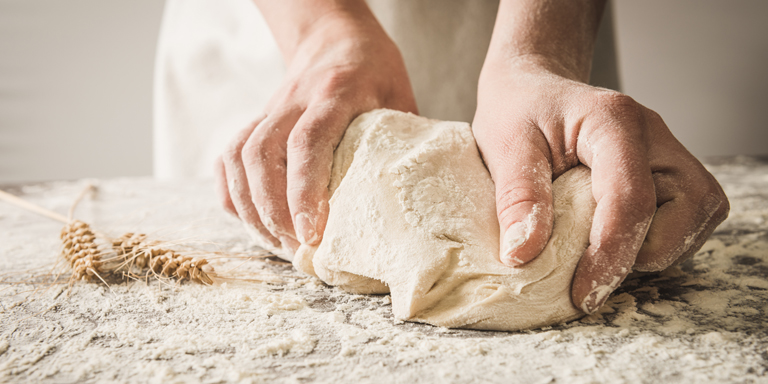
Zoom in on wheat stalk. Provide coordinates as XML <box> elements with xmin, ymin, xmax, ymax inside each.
<box><xmin>0</xmin><ymin>185</ymin><xmax>288</xmax><ymax>288</ymax></box>
<box><xmin>111</xmin><ymin>233</ymin><xmax>214</xmax><ymax>285</ymax></box>
<box><xmin>59</xmin><ymin>219</ymin><xmax>106</xmax><ymax>284</ymax></box>
<box><xmin>0</xmin><ymin>189</ymin><xmax>69</xmax><ymax>223</ymax></box>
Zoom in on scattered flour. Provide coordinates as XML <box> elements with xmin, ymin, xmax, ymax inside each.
<box><xmin>0</xmin><ymin>157</ymin><xmax>767</xmax><ymax>382</ymax></box>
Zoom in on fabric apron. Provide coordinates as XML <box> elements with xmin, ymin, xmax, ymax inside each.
<box><xmin>153</xmin><ymin>0</ymin><xmax>618</xmax><ymax>179</ymax></box>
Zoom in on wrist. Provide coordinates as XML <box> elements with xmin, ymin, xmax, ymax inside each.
<box><xmin>480</xmin><ymin>52</ymin><xmax>587</xmax><ymax>85</ymax></box>
<box><xmin>255</xmin><ymin>0</ymin><xmax>385</xmax><ymax>64</ymax></box>
<box><xmin>485</xmin><ymin>0</ymin><xmax>606</xmax><ymax>84</ymax></box>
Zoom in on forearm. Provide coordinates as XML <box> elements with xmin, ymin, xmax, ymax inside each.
<box><xmin>486</xmin><ymin>0</ymin><xmax>607</xmax><ymax>82</ymax></box>
<box><xmin>252</xmin><ymin>0</ymin><xmax>381</xmax><ymax>64</ymax></box>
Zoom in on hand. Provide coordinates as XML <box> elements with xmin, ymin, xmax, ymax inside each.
<box><xmin>215</xmin><ymin>5</ymin><xmax>417</xmax><ymax>255</ymax></box>
<box><xmin>473</xmin><ymin>54</ymin><xmax>729</xmax><ymax>313</ymax></box>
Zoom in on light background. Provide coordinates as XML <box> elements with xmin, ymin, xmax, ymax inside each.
<box><xmin>1</xmin><ymin>0</ymin><xmax>767</xmax><ymax>183</ymax></box>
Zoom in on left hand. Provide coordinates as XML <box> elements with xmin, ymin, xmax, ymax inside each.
<box><xmin>214</xmin><ymin>4</ymin><xmax>417</xmax><ymax>256</ymax></box>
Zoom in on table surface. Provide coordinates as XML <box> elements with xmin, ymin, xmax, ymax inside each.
<box><xmin>1</xmin><ymin>157</ymin><xmax>767</xmax><ymax>383</ymax></box>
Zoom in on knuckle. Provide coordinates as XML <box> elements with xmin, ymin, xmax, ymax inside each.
<box><xmin>241</xmin><ymin>131</ymin><xmax>272</xmax><ymax>167</ymax></box>
<box><xmin>287</xmin><ymin>129</ymin><xmax>312</xmax><ymax>153</ymax></box>
<box><xmin>593</xmin><ymin>91</ymin><xmax>642</xmax><ymax>117</ymax></box>
<box><xmin>584</xmin><ymin>92</ymin><xmax>650</xmax><ymax>146</ymax></box>
<box><xmin>287</xmin><ymin>126</ymin><xmax>325</xmax><ymax>155</ymax></box>
<box><xmin>275</xmin><ymin>80</ymin><xmax>301</xmax><ymax>103</ymax></box>
<box><xmin>319</xmin><ymin>69</ymin><xmax>354</xmax><ymax>94</ymax></box>
<box><xmin>285</xmin><ymin>80</ymin><xmax>301</xmax><ymax>97</ymax></box>
<box><xmin>644</xmin><ymin>108</ymin><xmax>665</xmax><ymax>125</ymax></box>
<box><xmin>498</xmin><ymin>184</ymin><xmax>544</xmax><ymax>205</ymax></box>
<box><xmin>496</xmin><ymin>185</ymin><xmax>549</xmax><ymax>219</ymax></box>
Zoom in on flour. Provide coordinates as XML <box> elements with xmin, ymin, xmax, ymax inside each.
<box><xmin>297</xmin><ymin>109</ymin><xmax>595</xmax><ymax>331</ymax></box>
<box><xmin>1</xmin><ymin>158</ymin><xmax>767</xmax><ymax>382</ymax></box>
<box><xmin>252</xmin><ymin>330</ymin><xmax>316</xmax><ymax>357</ymax></box>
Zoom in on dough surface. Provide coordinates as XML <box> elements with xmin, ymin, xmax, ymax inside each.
<box><xmin>294</xmin><ymin>109</ymin><xmax>596</xmax><ymax>331</ymax></box>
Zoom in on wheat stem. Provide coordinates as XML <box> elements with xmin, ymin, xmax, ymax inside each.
<box><xmin>0</xmin><ymin>189</ymin><xmax>69</xmax><ymax>223</ymax></box>
<box><xmin>3</xmin><ymin>186</ymin><xmax>280</xmax><ymax>288</ymax></box>
<box><xmin>68</xmin><ymin>184</ymin><xmax>95</xmax><ymax>221</ymax></box>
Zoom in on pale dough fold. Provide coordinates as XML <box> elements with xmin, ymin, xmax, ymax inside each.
<box><xmin>294</xmin><ymin>109</ymin><xmax>596</xmax><ymax>331</ymax></box>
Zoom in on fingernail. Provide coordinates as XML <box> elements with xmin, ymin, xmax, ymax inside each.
<box><xmin>580</xmin><ymin>288</ymin><xmax>610</xmax><ymax>314</ymax></box>
<box><xmin>294</xmin><ymin>213</ymin><xmax>318</xmax><ymax>244</ymax></box>
<box><xmin>580</xmin><ymin>276</ymin><xmax>623</xmax><ymax>314</ymax></box>
<box><xmin>501</xmin><ymin>221</ymin><xmax>528</xmax><ymax>266</ymax></box>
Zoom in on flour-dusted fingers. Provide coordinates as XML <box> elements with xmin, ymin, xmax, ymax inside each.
<box><xmin>571</xmin><ymin>94</ymin><xmax>657</xmax><ymax>314</ymax></box>
<box><xmin>285</xmin><ymin>103</ymin><xmax>351</xmax><ymax>245</ymax></box>
<box><xmin>214</xmin><ymin>155</ymin><xmax>237</xmax><ymax>217</ymax></box>
<box><xmin>222</xmin><ymin>116</ymin><xmax>281</xmax><ymax>248</ymax></box>
<box><xmin>219</xmin><ymin>0</ymin><xmax>418</xmax><ymax>255</ymax></box>
<box><xmin>636</xmin><ymin>171</ymin><xmax>728</xmax><ymax>272</ymax></box>
<box><xmin>635</xmin><ymin>124</ymin><xmax>729</xmax><ymax>271</ymax></box>
<box><xmin>242</xmin><ymin>108</ymin><xmax>302</xmax><ymax>254</ymax></box>
<box><xmin>668</xmin><ymin>176</ymin><xmax>729</xmax><ymax>266</ymax></box>
<box><xmin>476</xmin><ymin>122</ymin><xmax>555</xmax><ymax>267</ymax></box>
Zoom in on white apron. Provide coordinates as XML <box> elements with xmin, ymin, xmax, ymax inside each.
<box><xmin>153</xmin><ymin>0</ymin><xmax>618</xmax><ymax>179</ymax></box>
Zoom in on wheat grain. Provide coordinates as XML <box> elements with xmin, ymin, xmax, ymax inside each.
<box><xmin>111</xmin><ymin>234</ymin><xmax>214</xmax><ymax>285</ymax></box>
<box><xmin>60</xmin><ymin>220</ymin><xmax>104</xmax><ymax>282</ymax></box>
<box><xmin>2</xmin><ymin>187</ymin><xmax>275</xmax><ymax>287</ymax></box>
<box><xmin>112</xmin><ymin>233</ymin><xmax>149</xmax><ymax>268</ymax></box>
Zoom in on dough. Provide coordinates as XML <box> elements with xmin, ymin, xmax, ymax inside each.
<box><xmin>294</xmin><ymin>109</ymin><xmax>596</xmax><ymax>331</ymax></box>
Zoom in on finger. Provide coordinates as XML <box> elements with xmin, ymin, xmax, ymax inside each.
<box><xmin>242</xmin><ymin>108</ymin><xmax>302</xmax><ymax>254</ymax></box>
<box><xmin>286</xmin><ymin>104</ymin><xmax>350</xmax><ymax>245</ymax></box>
<box><xmin>484</xmin><ymin>123</ymin><xmax>554</xmax><ymax>267</ymax></box>
<box><xmin>670</xmin><ymin>182</ymin><xmax>728</xmax><ymax>265</ymax></box>
<box><xmin>221</xmin><ymin>116</ymin><xmax>281</xmax><ymax>248</ymax></box>
<box><xmin>672</xmin><ymin>172</ymin><xmax>729</xmax><ymax>263</ymax></box>
<box><xmin>636</xmin><ymin>137</ymin><xmax>729</xmax><ymax>271</ymax></box>
<box><xmin>213</xmin><ymin>155</ymin><xmax>237</xmax><ymax>217</ymax></box>
<box><xmin>636</xmin><ymin>173</ymin><xmax>727</xmax><ymax>271</ymax></box>
<box><xmin>572</xmin><ymin>96</ymin><xmax>656</xmax><ymax>314</ymax></box>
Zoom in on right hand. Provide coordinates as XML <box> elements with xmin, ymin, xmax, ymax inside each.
<box><xmin>472</xmin><ymin>55</ymin><xmax>729</xmax><ymax>313</ymax></box>
<box><xmin>214</xmin><ymin>9</ymin><xmax>418</xmax><ymax>255</ymax></box>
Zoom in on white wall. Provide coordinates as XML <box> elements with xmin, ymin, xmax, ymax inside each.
<box><xmin>1</xmin><ymin>0</ymin><xmax>767</xmax><ymax>183</ymax></box>
<box><xmin>0</xmin><ymin>0</ymin><xmax>163</xmax><ymax>183</ymax></box>
<box><xmin>614</xmin><ymin>0</ymin><xmax>768</xmax><ymax>158</ymax></box>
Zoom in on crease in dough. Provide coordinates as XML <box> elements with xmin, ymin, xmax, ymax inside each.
<box><xmin>294</xmin><ymin>109</ymin><xmax>596</xmax><ymax>331</ymax></box>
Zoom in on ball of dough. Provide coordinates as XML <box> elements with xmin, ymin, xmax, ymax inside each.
<box><xmin>294</xmin><ymin>109</ymin><xmax>595</xmax><ymax>331</ymax></box>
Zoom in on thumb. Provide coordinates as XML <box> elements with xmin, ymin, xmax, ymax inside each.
<box><xmin>488</xmin><ymin>131</ymin><xmax>554</xmax><ymax>267</ymax></box>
